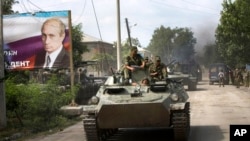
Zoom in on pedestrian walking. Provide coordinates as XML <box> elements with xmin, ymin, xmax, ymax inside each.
<box><xmin>218</xmin><ymin>69</ymin><xmax>224</xmax><ymax>87</ymax></box>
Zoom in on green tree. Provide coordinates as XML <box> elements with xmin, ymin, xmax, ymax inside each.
<box><xmin>215</xmin><ymin>0</ymin><xmax>250</xmax><ymax>67</ymax></box>
<box><xmin>122</xmin><ymin>37</ymin><xmax>141</xmax><ymax>58</ymax></box>
<box><xmin>3</xmin><ymin>0</ymin><xmax>18</xmax><ymax>15</ymax></box>
<box><xmin>72</xmin><ymin>24</ymin><xmax>88</xmax><ymax>67</ymax></box>
<box><xmin>113</xmin><ymin>37</ymin><xmax>142</xmax><ymax>65</ymax></box>
<box><xmin>147</xmin><ymin>26</ymin><xmax>196</xmax><ymax>64</ymax></box>
<box><xmin>172</xmin><ymin>28</ymin><xmax>196</xmax><ymax>63</ymax></box>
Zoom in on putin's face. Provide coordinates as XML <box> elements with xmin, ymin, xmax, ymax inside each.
<box><xmin>41</xmin><ymin>20</ymin><xmax>65</xmax><ymax>54</ymax></box>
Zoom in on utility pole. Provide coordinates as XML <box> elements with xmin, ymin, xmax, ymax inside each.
<box><xmin>0</xmin><ymin>0</ymin><xmax>7</xmax><ymax>129</ymax></box>
<box><xmin>125</xmin><ymin>18</ymin><xmax>132</xmax><ymax>47</ymax></box>
<box><xmin>116</xmin><ymin>0</ymin><xmax>121</xmax><ymax>70</ymax></box>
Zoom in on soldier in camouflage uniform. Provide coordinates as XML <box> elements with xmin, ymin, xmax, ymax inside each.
<box><xmin>245</xmin><ymin>71</ymin><xmax>250</xmax><ymax>87</ymax></box>
<box><xmin>234</xmin><ymin>68</ymin><xmax>242</xmax><ymax>88</ymax></box>
<box><xmin>123</xmin><ymin>47</ymin><xmax>145</xmax><ymax>83</ymax></box>
<box><xmin>149</xmin><ymin>56</ymin><xmax>167</xmax><ymax>82</ymax></box>
<box><xmin>144</xmin><ymin>56</ymin><xmax>153</xmax><ymax>75</ymax></box>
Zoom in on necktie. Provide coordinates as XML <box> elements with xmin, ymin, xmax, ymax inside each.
<box><xmin>46</xmin><ymin>56</ymin><xmax>51</xmax><ymax>67</ymax></box>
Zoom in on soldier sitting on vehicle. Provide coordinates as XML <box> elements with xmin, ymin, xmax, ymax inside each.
<box><xmin>141</xmin><ymin>77</ymin><xmax>150</xmax><ymax>86</ymax></box>
<box><xmin>123</xmin><ymin>46</ymin><xmax>145</xmax><ymax>84</ymax></box>
<box><xmin>144</xmin><ymin>56</ymin><xmax>153</xmax><ymax>74</ymax></box>
<box><xmin>130</xmin><ymin>77</ymin><xmax>150</xmax><ymax>86</ymax></box>
<box><xmin>149</xmin><ymin>56</ymin><xmax>167</xmax><ymax>83</ymax></box>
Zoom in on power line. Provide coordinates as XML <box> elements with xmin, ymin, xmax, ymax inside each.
<box><xmin>27</xmin><ymin>0</ymin><xmax>44</xmax><ymax>11</ymax></box>
<box><xmin>91</xmin><ymin>0</ymin><xmax>102</xmax><ymax>41</ymax></box>
<box><xmin>72</xmin><ymin>0</ymin><xmax>87</xmax><ymax>24</ymax></box>
<box><xmin>151</xmin><ymin>0</ymin><xmax>220</xmax><ymax>16</ymax></box>
<box><xmin>91</xmin><ymin>0</ymin><xmax>110</xmax><ymax>71</ymax></box>
<box><xmin>181</xmin><ymin>0</ymin><xmax>221</xmax><ymax>12</ymax></box>
<box><xmin>19</xmin><ymin>0</ymin><xmax>29</xmax><ymax>13</ymax></box>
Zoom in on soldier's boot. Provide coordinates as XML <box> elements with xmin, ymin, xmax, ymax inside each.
<box><xmin>123</xmin><ymin>69</ymin><xmax>130</xmax><ymax>85</ymax></box>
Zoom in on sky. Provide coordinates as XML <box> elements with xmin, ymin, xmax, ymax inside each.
<box><xmin>12</xmin><ymin>0</ymin><xmax>224</xmax><ymax>54</ymax></box>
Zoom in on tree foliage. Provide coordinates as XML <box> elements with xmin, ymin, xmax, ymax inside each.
<box><xmin>147</xmin><ymin>26</ymin><xmax>196</xmax><ymax>64</ymax></box>
<box><xmin>2</xmin><ymin>0</ymin><xmax>18</xmax><ymax>15</ymax></box>
<box><xmin>122</xmin><ymin>37</ymin><xmax>141</xmax><ymax>58</ymax></box>
<box><xmin>215</xmin><ymin>0</ymin><xmax>250</xmax><ymax>67</ymax></box>
<box><xmin>112</xmin><ymin>37</ymin><xmax>142</xmax><ymax>65</ymax></box>
<box><xmin>6</xmin><ymin>75</ymin><xmax>75</xmax><ymax>131</ymax></box>
<box><xmin>72</xmin><ymin>24</ymin><xmax>88</xmax><ymax>67</ymax></box>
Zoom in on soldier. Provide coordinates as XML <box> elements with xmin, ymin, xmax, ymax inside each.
<box><xmin>123</xmin><ymin>47</ymin><xmax>145</xmax><ymax>83</ymax></box>
<box><xmin>149</xmin><ymin>56</ymin><xmax>167</xmax><ymax>82</ymax></box>
<box><xmin>141</xmin><ymin>77</ymin><xmax>150</xmax><ymax>86</ymax></box>
<box><xmin>229</xmin><ymin>68</ymin><xmax>234</xmax><ymax>85</ymax></box>
<box><xmin>245</xmin><ymin>71</ymin><xmax>250</xmax><ymax>87</ymax></box>
<box><xmin>235</xmin><ymin>68</ymin><xmax>242</xmax><ymax>88</ymax></box>
<box><xmin>144</xmin><ymin>56</ymin><xmax>153</xmax><ymax>75</ymax></box>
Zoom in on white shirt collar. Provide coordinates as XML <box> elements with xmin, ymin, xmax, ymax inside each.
<box><xmin>44</xmin><ymin>46</ymin><xmax>63</xmax><ymax>68</ymax></box>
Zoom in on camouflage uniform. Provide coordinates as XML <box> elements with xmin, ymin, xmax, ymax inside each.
<box><xmin>235</xmin><ymin>69</ymin><xmax>242</xmax><ymax>88</ymax></box>
<box><xmin>123</xmin><ymin>52</ymin><xmax>144</xmax><ymax>79</ymax></box>
<box><xmin>149</xmin><ymin>56</ymin><xmax>167</xmax><ymax>82</ymax></box>
<box><xmin>245</xmin><ymin>71</ymin><xmax>250</xmax><ymax>87</ymax></box>
<box><xmin>144</xmin><ymin>57</ymin><xmax>153</xmax><ymax>75</ymax></box>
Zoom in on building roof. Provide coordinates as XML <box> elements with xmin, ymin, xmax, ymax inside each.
<box><xmin>137</xmin><ymin>46</ymin><xmax>150</xmax><ymax>53</ymax></box>
<box><xmin>82</xmin><ymin>34</ymin><xmax>112</xmax><ymax>45</ymax></box>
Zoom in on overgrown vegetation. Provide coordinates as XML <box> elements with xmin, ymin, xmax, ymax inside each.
<box><xmin>2</xmin><ymin>74</ymin><xmax>78</xmax><ymax>139</ymax></box>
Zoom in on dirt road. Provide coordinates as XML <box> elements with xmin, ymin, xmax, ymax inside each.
<box><xmin>189</xmin><ymin>79</ymin><xmax>250</xmax><ymax>141</ymax></box>
<box><xmin>26</xmin><ymin>76</ymin><xmax>250</xmax><ymax>141</ymax></box>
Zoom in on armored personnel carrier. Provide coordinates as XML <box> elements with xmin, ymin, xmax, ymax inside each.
<box><xmin>83</xmin><ymin>69</ymin><xmax>190</xmax><ymax>141</ymax></box>
<box><xmin>168</xmin><ymin>63</ymin><xmax>197</xmax><ymax>91</ymax></box>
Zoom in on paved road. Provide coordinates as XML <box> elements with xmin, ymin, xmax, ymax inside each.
<box><xmin>26</xmin><ymin>76</ymin><xmax>250</xmax><ymax>141</ymax></box>
<box><xmin>26</xmin><ymin>121</ymin><xmax>85</xmax><ymax>141</ymax></box>
<box><xmin>189</xmin><ymin>79</ymin><xmax>250</xmax><ymax>141</ymax></box>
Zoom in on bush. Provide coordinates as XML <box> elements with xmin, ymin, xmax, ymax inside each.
<box><xmin>6</xmin><ymin>74</ymin><xmax>76</xmax><ymax>132</ymax></box>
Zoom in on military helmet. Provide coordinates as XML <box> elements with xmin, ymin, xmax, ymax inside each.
<box><xmin>155</xmin><ymin>56</ymin><xmax>161</xmax><ymax>61</ymax></box>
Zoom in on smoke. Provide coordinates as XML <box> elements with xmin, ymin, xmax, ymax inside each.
<box><xmin>193</xmin><ymin>21</ymin><xmax>218</xmax><ymax>56</ymax></box>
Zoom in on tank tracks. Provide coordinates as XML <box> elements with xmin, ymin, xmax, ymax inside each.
<box><xmin>171</xmin><ymin>102</ymin><xmax>190</xmax><ymax>141</ymax></box>
<box><xmin>83</xmin><ymin>114</ymin><xmax>118</xmax><ymax>141</ymax></box>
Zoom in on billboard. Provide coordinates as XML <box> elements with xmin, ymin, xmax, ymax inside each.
<box><xmin>3</xmin><ymin>11</ymin><xmax>71</xmax><ymax>70</ymax></box>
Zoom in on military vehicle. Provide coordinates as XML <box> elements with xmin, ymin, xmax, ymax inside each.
<box><xmin>83</xmin><ymin>68</ymin><xmax>190</xmax><ymax>141</ymax></box>
<box><xmin>168</xmin><ymin>63</ymin><xmax>198</xmax><ymax>91</ymax></box>
<box><xmin>208</xmin><ymin>63</ymin><xmax>231</xmax><ymax>85</ymax></box>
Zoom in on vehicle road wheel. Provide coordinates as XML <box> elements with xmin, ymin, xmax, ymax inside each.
<box><xmin>171</xmin><ymin>102</ymin><xmax>190</xmax><ymax>141</ymax></box>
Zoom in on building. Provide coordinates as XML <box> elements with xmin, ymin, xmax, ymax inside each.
<box><xmin>81</xmin><ymin>34</ymin><xmax>115</xmax><ymax>76</ymax></box>
<box><xmin>137</xmin><ymin>46</ymin><xmax>152</xmax><ymax>59</ymax></box>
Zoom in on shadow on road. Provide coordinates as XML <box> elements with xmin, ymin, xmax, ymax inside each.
<box><xmin>106</xmin><ymin>125</ymin><xmax>225</xmax><ymax>141</ymax></box>
<box><xmin>189</xmin><ymin>126</ymin><xmax>225</xmax><ymax>141</ymax></box>
<box><xmin>107</xmin><ymin>128</ymin><xmax>174</xmax><ymax>141</ymax></box>
<box><xmin>186</xmin><ymin>88</ymin><xmax>208</xmax><ymax>91</ymax></box>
